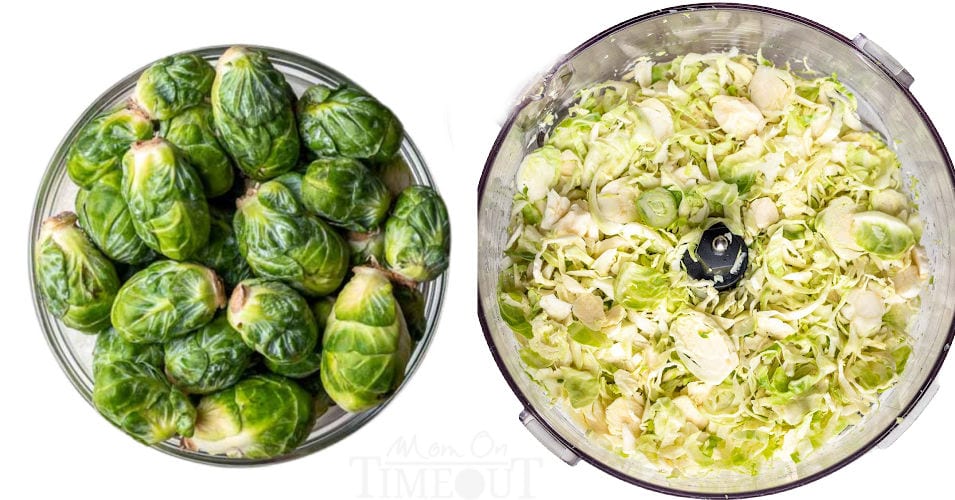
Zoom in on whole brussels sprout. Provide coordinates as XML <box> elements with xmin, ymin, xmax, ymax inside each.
<box><xmin>66</xmin><ymin>103</ymin><xmax>154</xmax><ymax>189</ymax></box>
<box><xmin>378</xmin><ymin>156</ymin><xmax>414</xmax><ymax>196</ymax></box>
<box><xmin>211</xmin><ymin>46</ymin><xmax>299</xmax><ymax>181</ymax></box>
<box><xmin>34</xmin><ymin>212</ymin><xmax>120</xmax><ymax>333</ymax></box>
<box><xmin>93</xmin><ymin>360</ymin><xmax>195</xmax><ymax>445</ymax></box>
<box><xmin>264</xmin><ymin>295</ymin><xmax>332</xmax><ymax>378</ymax></box>
<box><xmin>348</xmin><ymin>230</ymin><xmax>385</xmax><ymax>266</ymax></box>
<box><xmin>301</xmin><ymin>158</ymin><xmax>392</xmax><ymax>232</ymax></box>
<box><xmin>393</xmin><ymin>284</ymin><xmax>426</xmax><ymax>341</ymax></box>
<box><xmin>121</xmin><ymin>138</ymin><xmax>211</xmax><ymax>260</ymax></box>
<box><xmin>134</xmin><ymin>54</ymin><xmax>215</xmax><ymax>120</ymax></box>
<box><xmin>321</xmin><ymin>267</ymin><xmax>411</xmax><ymax>412</ymax></box>
<box><xmin>227</xmin><ymin>279</ymin><xmax>318</xmax><ymax>363</ymax></box>
<box><xmin>75</xmin><ymin>171</ymin><xmax>156</xmax><ymax>264</ymax></box>
<box><xmin>300</xmin><ymin>372</ymin><xmax>336</xmax><ymax>416</ymax></box>
<box><xmin>93</xmin><ymin>328</ymin><xmax>163</xmax><ymax>380</ymax></box>
<box><xmin>191</xmin><ymin>206</ymin><xmax>253</xmax><ymax>289</ymax></box>
<box><xmin>159</xmin><ymin>104</ymin><xmax>234</xmax><ymax>197</ymax></box>
<box><xmin>383</xmin><ymin>186</ymin><xmax>451</xmax><ymax>282</ymax></box>
<box><xmin>112</xmin><ymin>260</ymin><xmax>225</xmax><ymax>343</ymax></box>
<box><xmin>182</xmin><ymin>374</ymin><xmax>313</xmax><ymax>458</ymax></box>
<box><xmin>311</xmin><ymin>296</ymin><xmax>335</xmax><ymax>331</ymax></box>
<box><xmin>164</xmin><ymin>313</ymin><xmax>253</xmax><ymax>394</ymax></box>
<box><xmin>235</xmin><ymin>174</ymin><xmax>349</xmax><ymax>296</ymax></box>
<box><xmin>297</xmin><ymin>84</ymin><xmax>402</xmax><ymax>163</ymax></box>
<box><xmin>265</xmin><ymin>352</ymin><xmax>321</xmax><ymax>379</ymax></box>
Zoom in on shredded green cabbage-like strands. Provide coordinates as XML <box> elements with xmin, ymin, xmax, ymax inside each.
<box><xmin>498</xmin><ymin>50</ymin><xmax>926</xmax><ymax>476</ymax></box>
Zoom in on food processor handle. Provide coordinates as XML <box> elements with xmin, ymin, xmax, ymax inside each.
<box><xmin>878</xmin><ymin>382</ymin><xmax>941</xmax><ymax>448</ymax></box>
<box><xmin>519</xmin><ymin>409</ymin><xmax>581</xmax><ymax>465</ymax></box>
<box><xmin>852</xmin><ymin>34</ymin><xmax>914</xmax><ymax>89</ymax></box>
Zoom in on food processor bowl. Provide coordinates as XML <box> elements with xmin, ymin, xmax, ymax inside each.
<box><xmin>477</xmin><ymin>4</ymin><xmax>954</xmax><ymax>497</ymax></box>
<box><xmin>30</xmin><ymin>45</ymin><xmax>447</xmax><ymax>466</ymax></box>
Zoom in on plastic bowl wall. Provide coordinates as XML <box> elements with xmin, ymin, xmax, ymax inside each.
<box><xmin>477</xmin><ymin>4</ymin><xmax>954</xmax><ymax>497</ymax></box>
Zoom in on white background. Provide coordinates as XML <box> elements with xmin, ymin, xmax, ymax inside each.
<box><xmin>1</xmin><ymin>0</ymin><xmax>952</xmax><ymax>498</ymax></box>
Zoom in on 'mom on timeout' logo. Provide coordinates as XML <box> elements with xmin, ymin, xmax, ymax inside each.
<box><xmin>352</xmin><ymin>431</ymin><xmax>541</xmax><ymax>499</ymax></box>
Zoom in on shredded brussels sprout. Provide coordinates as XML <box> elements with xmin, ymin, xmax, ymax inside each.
<box><xmin>499</xmin><ymin>50</ymin><xmax>925</xmax><ymax>475</ymax></box>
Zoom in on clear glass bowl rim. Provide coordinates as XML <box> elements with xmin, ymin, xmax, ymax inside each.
<box><xmin>476</xmin><ymin>3</ymin><xmax>955</xmax><ymax>498</ymax></box>
<box><xmin>29</xmin><ymin>44</ymin><xmax>447</xmax><ymax>467</ymax></box>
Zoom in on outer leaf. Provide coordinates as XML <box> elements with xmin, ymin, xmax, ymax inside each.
<box><xmin>121</xmin><ymin>138</ymin><xmax>211</xmax><ymax>260</ymax></box>
<box><xmin>134</xmin><ymin>54</ymin><xmax>215</xmax><ymax>120</ymax></box>
<box><xmin>212</xmin><ymin>46</ymin><xmax>299</xmax><ymax>180</ymax></box>
<box><xmin>34</xmin><ymin>212</ymin><xmax>120</xmax><ymax>332</ymax></box>
<box><xmin>301</xmin><ymin>158</ymin><xmax>391</xmax><ymax>232</ymax></box>
<box><xmin>234</xmin><ymin>174</ymin><xmax>349</xmax><ymax>296</ymax></box>
<box><xmin>227</xmin><ymin>279</ymin><xmax>318</xmax><ymax>363</ymax></box>
<box><xmin>92</xmin><ymin>328</ymin><xmax>164</xmax><ymax>380</ymax></box>
<box><xmin>159</xmin><ymin>104</ymin><xmax>234</xmax><ymax>197</ymax></box>
<box><xmin>182</xmin><ymin>375</ymin><xmax>313</xmax><ymax>458</ymax></box>
<box><xmin>111</xmin><ymin>260</ymin><xmax>225</xmax><ymax>343</ymax></box>
<box><xmin>297</xmin><ymin>84</ymin><xmax>402</xmax><ymax>162</ymax></box>
<box><xmin>66</xmin><ymin>104</ymin><xmax>154</xmax><ymax>188</ymax></box>
<box><xmin>75</xmin><ymin>170</ymin><xmax>156</xmax><ymax>264</ymax></box>
<box><xmin>93</xmin><ymin>360</ymin><xmax>196</xmax><ymax>444</ymax></box>
<box><xmin>321</xmin><ymin>267</ymin><xmax>411</xmax><ymax>412</ymax></box>
<box><xmin>265</xmin><ymin>352</ymin><xmax>322</xmax><ymax>378</ymax></box>
<box><xmin>164</xmin><ymin>313</ymin><xmax>253</xmax><ymax>394</ymax></box>
<box><xmin>383</xmin><ymin>186</ymin><xmax>451</xmax><ymax>282</ymax></box>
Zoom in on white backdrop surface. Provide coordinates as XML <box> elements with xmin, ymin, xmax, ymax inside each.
<box><xmin>0</xmin><ymin>1</ymin><xmax>951</xmax><ymax>499</ymax></box>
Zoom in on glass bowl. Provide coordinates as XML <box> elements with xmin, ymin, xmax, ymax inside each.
<box><xmin>477</xmin><ymin>3</ymin><xmax>954</xmax><ymax>497</ymax></box>
<box><xmin>29</xmin><ymin>45</ymin><xmax>446</xmax><ymax>466</ymax></box>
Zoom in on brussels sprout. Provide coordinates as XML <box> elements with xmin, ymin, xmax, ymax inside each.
<box><xmin>235</xmin><ymin>175</ymin><xmax>349</xmax><ymax>296</ymax></box>
<box><xmin>76</xmin><ymin>171</ymin><xmax>156</xmax><ymax>264</ymax></box>
<box><xmin>93</xmin><ymin>360</ymin><xmax>196</xmax><ymax>444</ymax></box>
<box><xmin>121</xmin><ymin>138</ymin><xmax>211</xmax><ymax>260</ymax></box>
<box><xmin>378</xmin><ymin>156</ymin><xmax>414</xmax><ymax>196</ymax></box>
<box><xmin>321</xmin><ymin>267</ymin><xmax>412</xmax><ymax>412</ymax></box>
<box><xmin>637</xmin><ymin>187</ymin><xmax>678</xmax><ymax>228</ymax></box>
<box><xmin>348</xmin><ymin>230</ymin><xmax>385</xmax><ymax>266</ymax></box>
<box><xmin>311</xmin><ymin>296</ymin><xmax>335</xmax><ymax>331</ymax></box>
<box><xmin>211</xmin><ymin>46</ymin><xmax>299</xmax><ymax>181</ymax></box>
<box><xmin>112</xmin><ymin>260</ymin><xmax>225</xmax><ymax>343</ymax></box>
<box><xmin>93</xmin><ymin>328</ymin><xmax>163</xmax><ymax>380</ymax></box>
<box><xmin>265</xmin><ymin>296</ymin><xmax>334</xmax><ymax>378</ymax></box>
<box><xmin>394</xmin><ymin>284</ymin><xmax>426</xmax><ymax>341</ymax></box>
<box><xmin>383</xmin><ymin>186</ymin><xmax>451</xmax><ymax>282</ymax></box>
<box><xmin>134</xmin><ymin>54</ymin><xmax>215</xmax><ymax>120</ymax></box>
<box><xmin>851</xmin><ymin>211</ymin><xmax>916</xmax><ymax>258</ymax></box>
<box><xmin>297</xmin><ymin>84</ymin><xmax>402</xmax><ymax>163</ymax></box>
<box><xmin>34</xmin><ymin>212</ymin><xmax>120</xmax><ymax>333</ymax></box>
<box><xmin>816</xmin><ymin>196</ymin><xmax>864</xmax><ymax>260</ymax></box>
<box><xmin>66</xmin><ymin>103</ymin><xmax>154</xmax><ymax>189</ymax></box>
<box><xmin>191</xmin><ymin>206</ymin><xmax>253</xmax><ymax>289</ymax></box>
<box><xmin>265</xmin><ymin>352</ymin><xmax>321</xmax><ymax>378</ymax></box>
<box><xmin>227</xmin><ymin>279</ymin><xmax>318</xmax><ymax>362</ymax></box>
<box><xmin>164</xmin><ymin>314</ymin><xmax>253</xmax><ymax>394</ymax></box>
<box><xmin>301</xmin><ymin>158</ymin><xmax>392</xmax><ymax>232</ymax></box>
<box><xmin>159</xmin><ymin>104</ymin><xmax>235</xmax><ymax>197</ymax></box>
<box><xmin>182</xmin><ymin>375</ymin><xmax>313</xmax><ymax>458</ymax></box>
